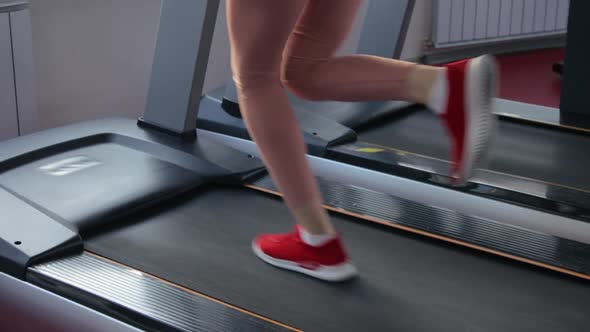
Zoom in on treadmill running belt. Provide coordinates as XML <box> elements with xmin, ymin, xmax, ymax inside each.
<box><xmin>87</xmin><ymin>187</ymin><xmax>590</xmax><ymax>332</ymax></box>
<box><xmin>358</xmin><ymin>109</ymin><xmax>590</xmax><ymax>191</ymax></box>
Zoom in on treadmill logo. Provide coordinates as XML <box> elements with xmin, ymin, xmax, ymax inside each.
<box><xmin>39</xmin><ymin>156</ymin><xmax>101</xmax><ymax>176</ymax></box>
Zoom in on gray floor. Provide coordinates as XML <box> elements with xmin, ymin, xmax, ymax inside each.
<box><xmin>358</xmin><ymin>109</ymin><xmax>590</xmax><ymax>191</ymax></box>
<box><xmin>88</xmin><ymin>186</ymin><xmax>590</xmax><ymax>332</ymax></box>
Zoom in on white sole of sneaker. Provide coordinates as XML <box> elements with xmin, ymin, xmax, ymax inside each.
<box><xmin>252</xmin><ymin>242</ymin><xmax>358</xmax><ymax>282</ymax></box>
<box><xmin>460</xmin><ymin>55</ymin><xmax>498</xmax><ymax>184</ymax></box>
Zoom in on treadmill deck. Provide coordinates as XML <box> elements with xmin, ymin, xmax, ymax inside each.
<box><xmin>85</xmin><ymin>186</ymin><xmax>590</xmax><ymax>332</ymax></box>
<box><xmin>358</xmin><ymin>109</ymin><xmax>590</xmax><ymax>191</ymax></box>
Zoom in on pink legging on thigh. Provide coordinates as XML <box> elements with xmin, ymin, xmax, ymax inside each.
<box><xmin>226</xmin><ymin>0</ymin><xmax>416</xmax><ymax>210</ymax></box>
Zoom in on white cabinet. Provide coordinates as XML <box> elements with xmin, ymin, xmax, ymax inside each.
<box><xmin>0</xmin><ymin>12</ymin><xmax>18</xmax><ymax>140</ymax></box>
<box><xmin>0</xmin><ymin>1</ymin><xmax>38</xmax><ymax>141</ymax></box>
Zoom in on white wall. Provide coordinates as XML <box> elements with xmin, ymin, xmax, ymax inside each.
<box><xmin>29</xmin><ymin>0</ymin><xmax>368</xmax><ymax>130</ymax></box>
<box><xmin>401</xmin><ymin>0</ymin><xmax>430</xmax><ymax>61</ymax></box>
<box><xmin>29</xmin><ymin>0</ymin><xmax>161</xmax><ymax>129</ymax></box>
<box><xmin>203</xmin><ymin>0</ymin><xmax>230</xmax><ymax>96</ymax></box>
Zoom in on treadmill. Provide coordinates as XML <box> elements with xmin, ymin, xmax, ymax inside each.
<box><xmin>2</xmin><ymin>1</ymin><xmax>590</xmax><ymax>331</ymax></box>
<box><xmin>198</xmin><ymin>0</ymin><xmax>590</xmax><ymax>225</ymax></box>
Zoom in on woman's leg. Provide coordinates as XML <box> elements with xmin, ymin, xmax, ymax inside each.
<box><xmin>282</xmin><ymin>0</ymin><xmax>497</xmax><ymax>183</ymax></box>
<box><xmin>227</xmin><ymin>0</ymin><xmax>444</xmax><ymax>235</ymax></box>
<box><xmin>226</xmin><ymin>0</ymin><xmax>495</xmax><ymax>281</ymax></box>
<box><xmin>281</xmin><ymin>0</ymin><xmax>442</xmax><ymax>104</ymax></box>
<box><xmin>226</xmin><ymin>0</ymin><xmax>333</xmax><ymax>235</ymax></box>
<box><xmin>227</xmin><ymin>0</ymin><xmax>360</xmax><ymax>281</ymax></box>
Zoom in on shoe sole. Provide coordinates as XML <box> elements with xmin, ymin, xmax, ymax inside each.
<box><xmin>459</xmin><ymin>55</ymin><xmax>498</xmax><ymax>184</ymax></box>
<box><xmin>252</xmin><ymin>241</ymin><xmax>358</xmax><ymax>282</ymax></box>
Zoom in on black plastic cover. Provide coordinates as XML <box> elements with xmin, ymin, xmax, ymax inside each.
<box><xmin>198</xmin><ymin>92</ymin><xmax>357</xmax><ymax>156</ymax></box>
<box><xmin>553</xmin><ymin>61</ymin><xmax>563</xmax><ymax>77</ymax></box>
<box><xmin>0</xmin><ymin>143</ymin><xmax>203</xmax><ymax>232</ymax></box>
<box><xmin>286</xmin><ymin>95</ymin><xmax>414</xmax><ymax>129</ymax></box>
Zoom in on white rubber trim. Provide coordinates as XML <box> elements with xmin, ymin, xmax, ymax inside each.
<box><xmin>460</xmin><ymin>55</ymin><xmax>498</xmax><ymax>183</ymax></box>
<box><xmin>495</xmin><ymin>98</ymin><xmax>560</xmax><ymax>122</ymax></box>
<box><xmin>252</xmin><ymin>242</ymin><xmax>358</xmax><ymax>282</ymax></box>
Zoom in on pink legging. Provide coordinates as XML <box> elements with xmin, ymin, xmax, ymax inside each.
<box><xmin>227</xmin><ymin>0</ymin><xmax>416</xmax><ymax>212</ymax></box>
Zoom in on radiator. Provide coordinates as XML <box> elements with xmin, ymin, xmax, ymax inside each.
<box><xmin>432</xmin><ymin>0</ymin><xmax>570</xmax><ymax>48</ymax></box>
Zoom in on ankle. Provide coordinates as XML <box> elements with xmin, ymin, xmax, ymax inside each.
<box><xmin>426</xmin><ymin>68</ymin><xmax>449</xmax><ymax>114</ymax></box>
<box><xmin>407</xmin><ymin>65</ymin><xmax>446</xmax><ymax>105</ymax></box>
<box><xmin>290</xmin><ymin>201</ymin><xmax>335</xmax><ymax>235</ymax></box>
<box><xmin>299</xmin><ymin>226</ymin><xmax>338</xmax><ymax>247</ymax></box>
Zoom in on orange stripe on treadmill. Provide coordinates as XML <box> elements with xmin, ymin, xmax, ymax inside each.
<box><xmin>497</xmin><ymin>112</ymin><xmax>590</xmax><ymax>134</ymax></box>
<box><xmin>85</xmin><ymin>251</ymin><xmax>302</xmax><ymax>332</ymax></box>
<box><xmin>246</xmin><ymin>184</ymin><xmax>590</xmax><ymax>282</ymax></box>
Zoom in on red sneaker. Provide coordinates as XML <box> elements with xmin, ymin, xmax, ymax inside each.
<box><xmin>252</xmin><ymin>226</ymin><xmax>357</xmax><ymax>282</ymax></box>
<box><xmin>441</xmin><ymin>55</ymin><xmax>498</xmax><ymax>184</ymax></box>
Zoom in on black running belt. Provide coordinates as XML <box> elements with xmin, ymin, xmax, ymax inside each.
<box><xmin>86</xmin><ymin>186</ymin><xmax>590</xmax><ymax>332</ymax></box>
<box><xmin>357</xmin><ymin>109</ymin><xmax>590</xmax><ymax>191</ymax></box>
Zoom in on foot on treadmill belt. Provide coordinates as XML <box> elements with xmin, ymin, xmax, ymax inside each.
<box><xmin>252</xmin><ymin>226</ymin><xmax>357</xmax><ymax>282</ymax></box>
<box><xmin>440</xmin><ymin>54</ymin><xmax>498</xmax><ymax>185</ymax></box>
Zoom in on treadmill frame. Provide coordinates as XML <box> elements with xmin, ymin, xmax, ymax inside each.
<box><xmin>3</xmin><ymin>1</ymin><xmax>590</xmax><ymax>331</ymax></box>
<box><xmin>145</xmin><ymin>0</ymin><xmax>590</xmax><ymax>220</ymax></box>
<box><xmin>142</xmin><ymin>0</ymin><xmax>590</xmax><ymax>258</ymax></box>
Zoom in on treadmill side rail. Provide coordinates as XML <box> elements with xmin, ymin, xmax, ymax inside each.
<box><xmin>0</xmin><ymin>187</ymin><xmax>81</xmax><ymax>279</ymax></box>
<box><xmin>29</xmin><ymin>253</ymin><xmax>295</xmax><ymax>332</ymax></box>
<box><xmin>252</xmin><ymin>176</ymin><xmax>590</xmax><ymax>279</ymax></box>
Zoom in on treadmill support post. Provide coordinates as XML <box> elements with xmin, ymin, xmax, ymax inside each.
<box><xmin>560</xmin><ymin>0</ymin><xmax>590</xmax><ymax>117</ymax></box>
<box><xmin>141</xmin><ymin>0</ymin><xmax>220</xmax><ymax>137</ymax></box>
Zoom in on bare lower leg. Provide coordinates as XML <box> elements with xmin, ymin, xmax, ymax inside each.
<box><xmin>226</xmin><ymin>0</ymin><xmax>335</xmax><ymax>236</ymax></box>
<box><xmin>237</xmin><ymin>82</ymin><xmax>335</xmax><ymax>236</ymax></box>
<box><xmin>286</xmin><ymin>66</ymin><xmax>445</xmax><ymax>235</ymax></box>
